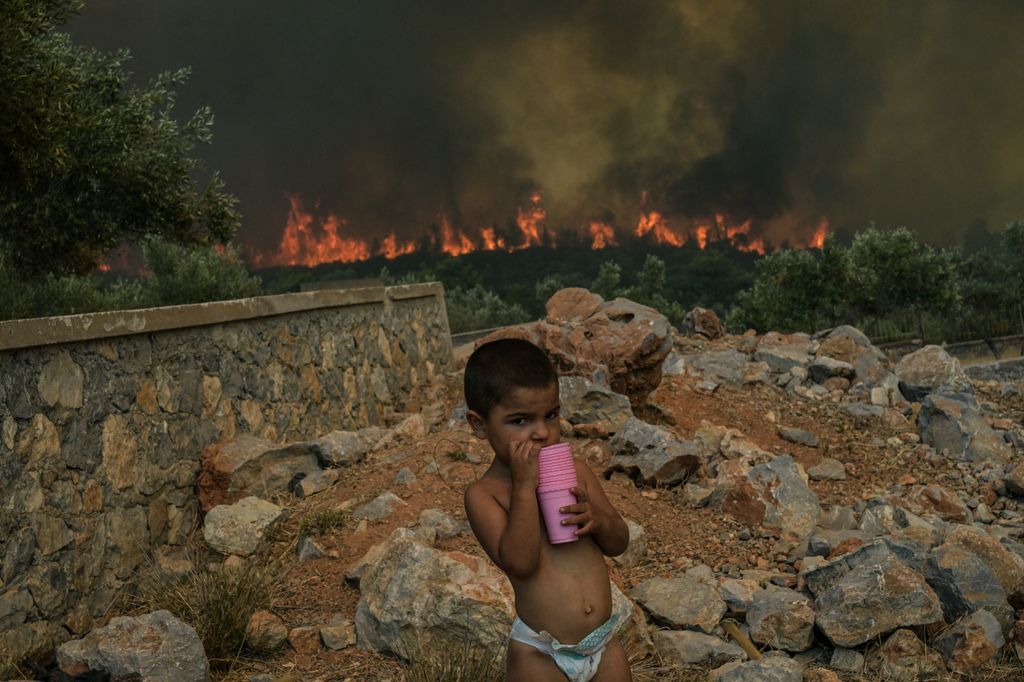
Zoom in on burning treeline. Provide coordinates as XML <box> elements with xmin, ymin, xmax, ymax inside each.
<box><xmin>250</xmin><ymin>192</ymin><xmax>829</xmax><ymax>268</ymax></box>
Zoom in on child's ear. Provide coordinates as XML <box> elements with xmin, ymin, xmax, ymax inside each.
<box><xmin>466</xmin><ymin>410</ymin><xmax>488</xmax><ymax>440</ymax></box>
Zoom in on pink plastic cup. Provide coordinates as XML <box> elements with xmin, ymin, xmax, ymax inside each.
<box><xmin>538</xmin><ymin>489</ymin><xmax>579</xmax><ymax>544</ymax></box>
<box><xmin>537</xmin><ymin>443</ymin><xmax>576</xmax><ymax>490</ymax></box>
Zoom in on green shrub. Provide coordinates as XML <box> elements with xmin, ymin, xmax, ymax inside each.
<box><xmin>137</xmin><ymin>236</ymin><xmax>262</xmax><ymax>306</ymax></box>
<box><xmin>445</xmin><ymin>285</ymin><xmax>531</xmax><ymax>334</ymax></box>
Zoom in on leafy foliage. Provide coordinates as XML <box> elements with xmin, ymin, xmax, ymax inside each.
<box><xmin>727</xmin><ymin>242</ymin><xmax>843</xmax><ymax>333</ymax></box>
<box><xmin>136</xmin><ymin>237</ymin><xmax>262</xmax><ymax>307</ymax></box>
<box><xmin>444</xmin><ymin>285</ymin><xmax>531</xmax><ymax>334</ymax></box>
<box><xmin>0</xmin><ymin>239</ymin><xmax>261</xmax><ymax>321</ymax></box>
<box><xmin>0</xmin><ymin>0</ymin><xmax>240</xmax><ymax>278</ymax></box>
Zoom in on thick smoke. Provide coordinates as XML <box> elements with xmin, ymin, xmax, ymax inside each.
<box><xmin>72</xmin><ymin>0</ymin><xmax>1024</xmax><ymax>251</ymax></box>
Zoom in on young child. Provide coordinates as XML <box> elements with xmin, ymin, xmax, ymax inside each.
<box><xmin>463</xmin><ymin>338</ymin><xmax>633</xmax><ymax>682</ymax></box>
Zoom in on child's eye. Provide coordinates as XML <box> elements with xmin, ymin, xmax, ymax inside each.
<box><xmin>545</xmin><ymin>411</ymin><xmax>560</xmax><ymax>421</ymax></box>
<box><xmin>510</xmin><ymin>417</ymin><xmax>527</xmax><ymax>426</ymax></box>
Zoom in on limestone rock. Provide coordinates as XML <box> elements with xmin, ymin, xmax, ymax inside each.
<box><xmin>716</xmin><ymin>455</ymin><xmax>820</xmax><ymax>542</ymax></box>
<box><xmin>680</xmin><ymin>306</ymin><xmax>725</xmax><ymax>340</ymax></box>
<box><xmin>867</xmin><ymin>628</ymin><xmax>946</xmax><ymax>681</ymax></box>
<box><xmin>480</xmin><ymin>288</ymin><xmax>673</xmax><ymax>404</ymax></box>
<box><xmin>288</xmin><ymin>625</ymin><xmax>320</xmax><ymax>655</ymax></box>
<box><xmin>315</xmin><ymin>427</ymin><xmax>389</xmax><ymax>467</ymax></box>
<box><xmin>776</xmin><ymin>426</ymin><xmax>819</xmax><ymax>448</ymax></box>
<box><xmin>418</xmin><ymin>508</ymin><xmax>462</xmax><ymax>539</ymax></box>
<box><xmin>352</xmin><ymin>491</ymin><xmax>406</xmax><ymax>521</ymax></box>
<box><xmin>814</xmin><ymin>554</ymin><xmax>943</xmax><ymax>647</ymax></box>
<box><xmin>896</xmin><ymin>345</ymin><xmax>973</xmax><ymax>401</ymax></box>
<box><xmin>197</xmin><ymin>435</ymin><xmax>324</xmax><ymax>511</ymax></box>
<box><xmin>297</xmin><ymin>535</ymin><xmax>326</xmax><ymax>562</ymax></box>
<box><xmin>687</xmin><ymin>349</ymin><xmax>751</xmax><ymax>385</ymax></box>
<box><xmin>718</xmin><ymin>578</ymin><xmax>761</xmax><ymax>614</ymax></box>
<box><xmin>558</xmin><ymin>375</ymin><xmax>633</xmax><ymax>434</ymax></box>
<box><xmin>711</xmin><ymin>656</ymin><xmax>804</xmax><ymax>682</ymax></box>
<box><xmin>918</xmin><ymin>394</ymin><xmax>1011</xmax><ymax>463</ymax></box>
<box><xmin>320</xmin><ymin>617</ymin><xmax>357</xmax><ymax>651</ymax></box>
<box><xmin>829</xmin><ymin>647</ymin><xmax>864</xmax><ymax>673</ymax></box>
<box><xmin>890</xmin><ymin>483</ymin><xmax>970</xmax><ymax>523</ymax></box>
<box><xmin>925</xmin><ymin>544</ymin><xmax>1014</xmax><ymax>633</ymax></box>
<box><xmin>354</xmin><ymin>530</ymin><xmax>513</xmax><ymax>657</ymax></box>
<box><xmin>245</xmin><ymin>610</ymin><xmax>288</xmax><ymax>652</ymax></box>
<box><xmin>942</xmin><ymin>524</ymin><xmax>1024</xmax><ymax>601</ymax></box>
<box><xmin>754</xmin><ymin>332</ymin><xmax>814</xmax><ymax>373</ymax></box>
<box><xmin>607</xmin><ymin>417</ymin><xmax>701</xmax><ymax>486</ymax></box>
<box><xmin>345</xmin><ymin>527</ymin><xmax>419</xmax><ymax>585</ymax></box>
<box><xmin>630</xmin><ymin>575</ymin><xmax>726</xmax><ymax>633</ymax></box>
<box><xmin>807</xmin><ymin>458</ymin><xmax>846</xmax><ymax>481</ymax></box>
<box><xmin>652</xmin><ymin>630</ymin><xmax>746</xmax><ymax>666</ymax></box>
<box><xmin>745</xmin><ymin>587</ymin><xmax>815</xmax><ymax>652</ymax></box>
<box><xmin>57</xmin><ymin>610</ymin><xmax>209</xmax><ymax>682</ymax></box>
<box><xmin>202</xmin><ymin>496</ymin><xmax>283</xmax><ymax>557</ymax></box>
<box><xmin>807</xmin><ymin>356</ymin><xmax>855</xmax><ymax>384</ymax></box>
<box><xmin>932</xmin><ymin>609</ymin><xmax>1005</xmax><ymax>673</ymax></box>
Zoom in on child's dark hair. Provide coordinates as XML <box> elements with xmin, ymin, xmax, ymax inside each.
<box><xmin>464</xmin><ymin>338</ymin><xmax>558</xmax><ymax>417</ymax></box>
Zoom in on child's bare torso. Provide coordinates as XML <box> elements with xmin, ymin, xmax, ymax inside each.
<box><xmin>475</xmin><ymin>470</ymin><xmax>613</xmax><ymax>644</ymax></box>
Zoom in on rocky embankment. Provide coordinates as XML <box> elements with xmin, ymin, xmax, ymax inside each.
<box><xmin>39</xmin><ymin>288</ymin><xmax>1024</xmax><ymax>681</ymax></box>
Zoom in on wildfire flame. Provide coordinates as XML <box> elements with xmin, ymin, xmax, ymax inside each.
<box><xmin>588</xmin><ymin>222</ymin><xmax>616</xmax><ymax>249</ymax></box>
<box><xmin>252</xmin><ymin>192</ymin><xmax>830</xmax><ymax>268</ymax></box>
<box><xmin>810</xmin><ymin>218</ymin><xmax>829</xmax><ymax>248</ymax></box>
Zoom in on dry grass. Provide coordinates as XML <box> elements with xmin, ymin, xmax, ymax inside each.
<box><xmin>134</xmin><ymin>559</ymin><xmax>280</xmax><ymax>667</ymax></box>
<box><xmin>298</xmin><ymin>507</ymin><xmax>350</xmax><ymax>536</ymax></box>
<box><xmin>399</xmin><ymin>633</ymin><xmax>506</xmax><ymax>682</ymax></box>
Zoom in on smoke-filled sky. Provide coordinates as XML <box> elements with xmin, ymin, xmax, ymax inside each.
<box><xmin>71</xmin><ymin>0</ymin><xmax>1024</xmax><ymax>253</ymax></box>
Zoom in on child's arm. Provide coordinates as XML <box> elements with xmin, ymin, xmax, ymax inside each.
<box><xmin>465</xmin><ymin>441</ymin><xmax>543</xmax><ymax>578</ymax></box>
<box><xmin>560</xmin><ymin>463</ymin><xmax>630</xmax><ymax>557</ymax></box>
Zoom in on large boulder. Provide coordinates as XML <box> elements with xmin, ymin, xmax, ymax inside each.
<box><xmin>354</xmin><ymin>528</ymin><xmax>514</xmax><ymax>657</ymax></box>
<box><xmin>753</xmin><ymin>332</ymin><xmax>814</xmax><ymax>373</ymax></box>
<box><xmin>607</xmin><ymin>417</ymin><xmax>702</xmax><ymax>486</ymax></box>
<box><xmin>202</xmin><ymin>496</ymin><xmax>284</xmax><ymax>556</ymax></box>
<box><xmin>712</xmin><ymin>656</ymin><xmax>804</xmax><ymax>682</ymax></box>
<box><xmin>715</xmin><ymin>455</ymin><xmax>820</xmax><ymax>542</ymax></box>
<box><xmin>918</xmin><ymin>394</ymin><xmax>1011</xmax><ymax>463</ymax></box>
<box><xmin>197</xmin><ymin>435</ymin><xmax>324</xmax><ymax>511</ymax></box>
<box><xmin>895</xmin><ymin>345</ymin><xmax>973</xmax><ymax>402</ymax></box>
<box><xmin>479</xmin><ymin>289</ymin><xmax>673</xmax><ymax>405</ymax></box>
<box><xmin>630</xmin><ymin>575</ymin><xmax>726</xmax><ymax>633</ymax></box>
<box><xmin>942</xmin><ymin>524</ymin><xmax>1024</xmax><ymax>602</ymax></box>
<box><xmin>679</xmin><ymin>307</ymin><xmax>725</xmax><ymax>340</ymax></box>
<box><xmin>685</xmin><ymin>349</ymin><xmax>752</xmax><ymax>385</ymax></box>
<box><xmin>866</xmin><ymin>629</ymin><xmax>946</xmax><ymax>681</ymax></box>
<box><xmin>925</xmin><ymin>545</ymin><xmax>1014</xmax><ymax>633</ymax></box>
<box><xmin>653</xmin><ymin>630</ymin><xmax>746</xmax><ymax>666</ymax></box>
<box><xmin>818</xmin><ymin>327</ymin><xmax>894</xmax><ymax>388</ymax></box>
<box><xmin>57</xmin><ymin>610</ymin><xmax>209</xmax><ymax>682</ymax></box>
<box><xmin>558</xmin><ymin>376</ymin><xmax>633</xmax><ymax>434</ymax></box>
<box><xmin>889</xmin><ymin>483</ymin><xmax>970</xmax><ymax>523</ymax></box>
<box><xmin>931</xmin><ymin>609</ymin><xmax>1005</xmax><ymax>673</ymax></box>
<box><xmin>814</xmin><ymin>554</ymin><xmax>943</xmax><ymax>647</ymax></box>
<box><xmin>745</xmin><ymin>588</ymin><xmax>815</xmax><ymax>652</ymax></box>
<box><xmin>314</xmin><ymin>427</ymin><xmax>389</xmax><ymax>468</ymax></box>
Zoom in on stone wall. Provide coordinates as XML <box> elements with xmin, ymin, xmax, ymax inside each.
<box><xmin>0</xmin><ymin>283</ymin><xmax>451</xmax><ymax>665</ymax></box>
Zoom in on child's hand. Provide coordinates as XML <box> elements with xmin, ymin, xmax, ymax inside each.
<box><xmin>560</xmin><ymin>486</ymin><xmax>605</xmax><ymax>537</ymax></box>
<box><xmin>508</xmin><ymin>440</ymin><xmax>539</xmax><ymax>488</ymax></box>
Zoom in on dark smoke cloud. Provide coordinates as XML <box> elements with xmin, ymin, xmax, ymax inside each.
<box><xmin>71</xmin><ymin>0</ymin><xmax>1024</xmax><ymax>252</ymax></box>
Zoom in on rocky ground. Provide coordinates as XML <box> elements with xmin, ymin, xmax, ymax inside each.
<box><xmin>43</xmin><ymin>290</ymin><xmax>1024</xmax><ymax>682</ymax></box>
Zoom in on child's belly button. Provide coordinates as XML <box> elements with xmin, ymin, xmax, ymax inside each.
<box><xmin>584</xmin><ymin>602</ymin><xmax>593</xmax><ymax>615</ymax></box>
